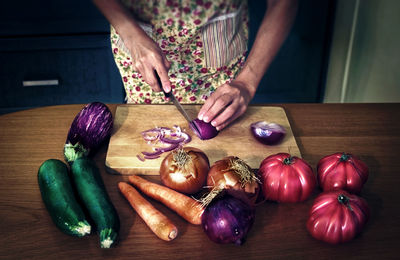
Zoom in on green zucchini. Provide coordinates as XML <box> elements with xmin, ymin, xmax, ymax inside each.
<box><xmin>38</xmin><ymin>159</ymin><xmax>91</xmax><ymax>237</ymax></box>
<box><xmin>70</xmin><ymin>157</ymin><xmax>120</xmax><ymax>248</ymax></box>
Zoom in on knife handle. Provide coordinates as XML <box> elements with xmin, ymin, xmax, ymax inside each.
<box><xmin>155</xmin><ymin>71</ymin><xmax>171</xmax><ymax>98</ymax></box>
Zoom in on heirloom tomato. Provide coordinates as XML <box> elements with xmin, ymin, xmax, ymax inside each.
<box><xmin>258</xmin><ymin>153</ymin><xmax>316</xmax><ymax>203</ymax></box>
<box><xmin>317</xmin><ymin>152</ymin><xmax>368</xmax><ymax>194</ymax></box>
<box><xmin>307</xmin><ymin>190</ymin><xmax>369</xmax><ymax>244</ymax></box>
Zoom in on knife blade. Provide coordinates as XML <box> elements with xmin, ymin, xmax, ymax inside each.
<box><xmin>155</xmin><ymin>72</ymin><xmax>201</xmax><ymax>134</ymax></box>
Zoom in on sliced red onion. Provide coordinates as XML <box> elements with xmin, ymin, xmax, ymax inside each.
<box><xmin>138</xmin><ymin>126</ymin><xmax>191</xmax><ymax>161</ymax></box>
<box><xmin>250</xmin><ymin>121</ymin><xmax>286</xmax><ymax>145</ymax></box>
<box><xmin>136</xmin><ymin>154</ymin><xmax>145</xmax><ymax>162</ymax></box>
<box><xmin>190</xmin><ymin>119</ymin><xmax>218</xmax><ymax>140</ymax></box>
<box><xmin>180</xmin><ymin>132</ymin><xmax>191</xmax><ymax>144</ymax></box>
<box><xmin>144</xmin><ymin>154</ymin><xmax>161</xmax><ymax>159</ymax></box>
<box><xmin>160</xmin><ymin>136</ymin><xmax>185</xmax><ymax>144</ymax></box>
<box><xmin>141</xmin><ymin>150</ymin><xmax>163</xmax><ymax>157</ymax></box>
<box><xmin>158</xmin><ymin>143</ymin><xmax>179</xmax><ymax>153</ymax></box>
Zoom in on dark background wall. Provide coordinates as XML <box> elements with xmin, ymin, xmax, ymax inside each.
<box><xmin>0</xmin><ymin>0</ymin><xmax>335</xmax><ymax>114</ymax></box>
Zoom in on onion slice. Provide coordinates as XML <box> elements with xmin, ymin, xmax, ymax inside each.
<box><xmin>250</xmin><ymin>121</ymin><xmax>286</xmax><ymax>145</ymax></box>
<box><xmin>137</xmin><ymin>126</ymin><xmax>191</xmax><ymax>161</ymax></box>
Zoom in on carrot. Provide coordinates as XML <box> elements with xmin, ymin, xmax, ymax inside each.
<box><xmin>128</xmin><ymin>175</ymin><xmax>204</xmax><ymax>225</ymax></box>
<box><xmin>118</xmin><ymin>182</ymin><xmax>178</xmax><ymax>241</ymax></box>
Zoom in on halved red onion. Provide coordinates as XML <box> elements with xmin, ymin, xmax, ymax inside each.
<box><xmin>190</xmin><ymin>119</ymin><xmax>218</xmax><ymax>140</ymax></box>
<box><xmin>250</xmin><ymin>121</ymin><xmax>286</xmax><ymax>145</ymax></box>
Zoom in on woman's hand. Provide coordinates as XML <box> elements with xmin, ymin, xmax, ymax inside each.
<box><xmin>198</xmin><ymin>80</ymin><xmax>256</xmax><ymax>131</ymax></box>
<box><xmin>92</xmin><ymin>0</ymin><xmax>171</xmax><ymax>93</ymax></box>
<box><xmin>124</xmin><ymin>34</ymin><xmax>171</xmax><ymax>92</ymax></box>
<box><xmin>198</xmin><ymin>0</ymin><xmax>298</xmax><ymax>130</ymax></box>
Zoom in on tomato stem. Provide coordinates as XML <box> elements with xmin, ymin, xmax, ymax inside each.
<box><xmin>340</xmin><ymin>153</ymin><xmax>351</xmax><ymax>162</ymax></box>
<box><xmin>283</xmin><ymin>156</ymin><xmax>293</xmax><ymax>165</ymax></box>
<box><xmin>338</xmin><ymin>194</ymin><xmax>353</xmax><ymax>211</ymax></box>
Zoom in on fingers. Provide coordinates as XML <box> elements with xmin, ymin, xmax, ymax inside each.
<box><xmin>155</xmin><ymin>62</ymin><xmax>171</xmax><ymax>93</ymax></box>
<box><xmin>213</xmin><ymin>105</ymin><xmax>247</xmax><ymax>131</ymax></box>
<box><xmin>131</xmin><ymin>45</ymin><xmax>170</xmax><ymax>92</ymax></box>
<box><xmin>198</xmin><ymin>82</ymin><xmax>251</xmax><ymax>131</ymax></box>
<box><xmin>201</xmin><ymin>92</ymin><xmax>233</xmax><ymax>124</ymax></box>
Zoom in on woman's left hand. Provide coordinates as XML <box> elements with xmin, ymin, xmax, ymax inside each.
<box><xmin>197</xmin><ymin>80</ymin><xmax>256</xmax><ymax>131</ymax></box>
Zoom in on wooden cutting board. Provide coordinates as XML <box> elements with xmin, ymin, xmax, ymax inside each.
<box><xmin>105</xmin><ymin>105</ymin><xmax>301</xmax><ymax>175</ymax></box>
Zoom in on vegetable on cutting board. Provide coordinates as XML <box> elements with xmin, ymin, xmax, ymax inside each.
<box><xmin>190</xmin><ymin>119</ymin><xmax>218</xmax><ymax>140</ymax></box>
<box><xmin>128</xmin><ymin>175</ymin><xmax>204</xmax><ymax>225</ymax></box>
<box><xmin>38</xmin><ymin>159</ymin><xmax>91</xmax><ymax>237</ymax></box>
<box><xmin>118</xmin><ymin>182</ymin><xmax>178</xmax><ymax>241</ymax></box>
<box><xmin>317</xmin><ymin>152</ymin><xmax>369</xmax><ymax>194</ymax></box>
<box><xmin>70</xmin><ymin>157</ymin><xmax>120</xmax><ymax>248</ymax></box>
<box><xmin>307</xmin><ymin>190</ymin><xmax>370</xmax><ymax>244</ymax></box>
<box><xmin>64</xmin><ymin>102</ymin><xmax>113</xmax><ymax>163</ymax></box>
<box><xmin>160</xmin><ymin>147</ymin><xmax>210</xmax><ymax>194</ymax></box>
<box><xmin>138</xmin><ymin>125</ymin><xmax>191</xmax><ymax>161</ymax></box>
<box><xmin>250</xmin><ymin>121</ymin><xmax>286</xmax><ymax>145</ymax></box>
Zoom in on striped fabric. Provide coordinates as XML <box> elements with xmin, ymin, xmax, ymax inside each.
<box><xmin>201</xmin><ymin>6</ymin><xmax>247</xmax><ymax>68</ymax></box>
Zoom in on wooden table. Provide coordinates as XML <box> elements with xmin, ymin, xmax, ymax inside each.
<box><xmin>0</xmin><ymin>103</ymin><xmax>399</xmax><ymax>259</ymax></box>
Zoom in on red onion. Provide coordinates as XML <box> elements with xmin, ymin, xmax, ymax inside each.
<box><xmin>201</xmin><ymin>194</ymin><xmax>255</xmax><ymax>245</ymax></box>
<box><xmin>250</xmin><ymin>121</ymin><xmax>286</xmax><ymax>145</ymax></box>
<box><xmin>190</xmin><ymin>119</ymin><xmax>218</xmax><ymax>140</ymax></box>
<box><xmin>138</xmin><ymin>126</ymin><xmax>191</xmax><ymax>161</ymax></box>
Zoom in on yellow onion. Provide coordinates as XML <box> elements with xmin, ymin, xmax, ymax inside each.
<box><xmin>160</xmin><ymin>147</ymin><xmax>210</xmax><ymax>194</ymax></box>
<box><xmin>206</xmin><ymin>156</ymin><xmax>260</xmax><ymax>205</ymax></box>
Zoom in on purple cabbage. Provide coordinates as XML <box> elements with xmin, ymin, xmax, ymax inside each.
<box><xmin>201</xmin><ymin>195</ymin><xmax>255</xmax><ymax>245</ymax></box>
<box><xmin>64</xmin><ymin>102</ymin><xmax>113</xmax><ymax>163</ymax></box>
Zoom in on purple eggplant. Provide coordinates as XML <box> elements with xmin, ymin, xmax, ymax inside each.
<box><xmin>64</xmin><ymin>102</ymin><xmax>113</xmax><ymax>163</ymax></box>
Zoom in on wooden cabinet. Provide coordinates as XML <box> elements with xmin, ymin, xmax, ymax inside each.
<box><xmin>0</xmin><ymin>0</ymin><xmax>124</xmax><ymax>114</ymax></box>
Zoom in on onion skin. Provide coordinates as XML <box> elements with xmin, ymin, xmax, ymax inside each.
<box><xmin>64</xmin><ymin>102</ymin><xmax>113</xmax><ymax>163</ymax></box>
<box><xmin>250</xmin><ymin>121</ymin><xmax>286</xmax><ymax>145</ymax></box>
<box><xmin>190</xmin><ymin>119</ymin><xmax>218</xmax><ymax>140</ymax></box>
<box><xmin>207</xmin><ymin>156</ymin><xmax>260</xmax><ymax>205</ymax></box>
<box><xmin>307</xmin><ymin>190</ymin><xmax>370</xmax><ymax>244</ymax></box>
<box><xmin>258</xmin><ymin>153</ymin><xmax>316</xmax><ymax>203</ymax></box>
<box><xmin>160</xmin><ymin>147</ymin><xmax>210</xmax><ymax>194</ymax></box>
<box><xmin>201</xmin><ymin>195</ymin><xmax>255</xmax><ymax>245</ymax></box>
<box><xmin>317</xmin><ymin>152</ymin><xmax>369</xmax><ymax>194</ymax></box>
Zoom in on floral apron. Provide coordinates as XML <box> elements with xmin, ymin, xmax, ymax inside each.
<box><xmin>111</xmin><ymin>0</ymin><xmax>249</xmax><ymax>104</ymax></box>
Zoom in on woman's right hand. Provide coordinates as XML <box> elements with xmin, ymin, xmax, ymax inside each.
<box><xmin>92</xmin><ymin>0</ymin><xmax>171</xmax><ymax>93</ymax></box>
<box><xmin>124</xmin><ymin>33</ymin><xmax>172</xmax><ymax>93</ymax></box>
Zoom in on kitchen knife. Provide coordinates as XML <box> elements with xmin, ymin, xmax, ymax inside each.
<box><xmin>155</xmin><ymin>73</ymin><xmax>201</xmax><ymax>134</ymax></box>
